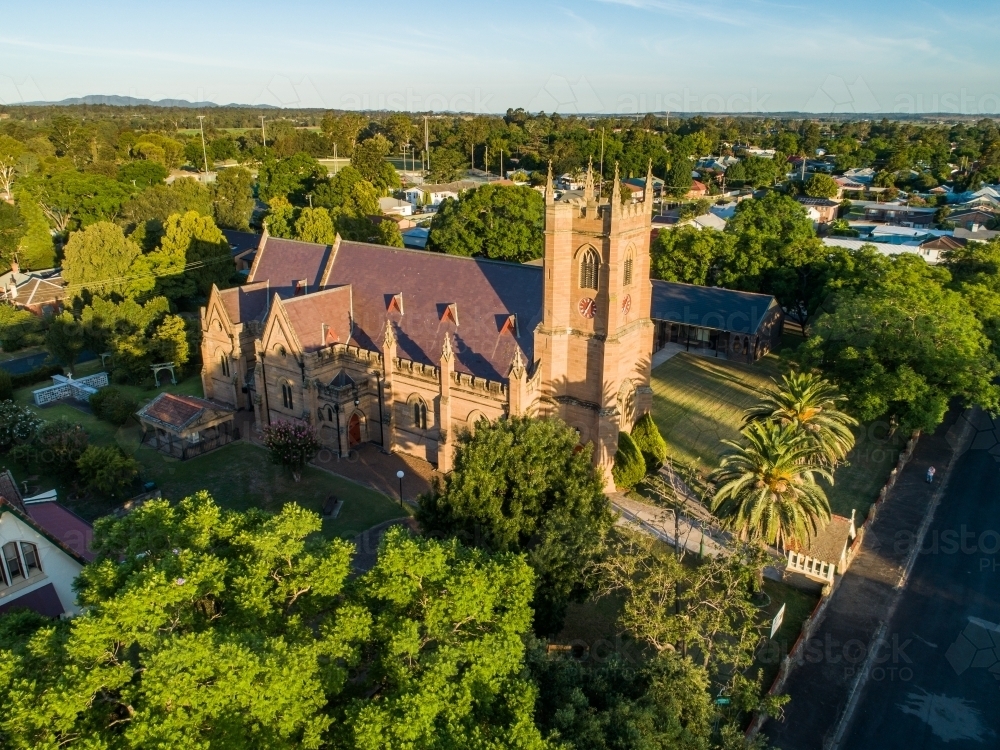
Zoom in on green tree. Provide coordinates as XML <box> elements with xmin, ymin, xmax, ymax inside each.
<box><xmin>117</xmin><ymin>161</ymin><xmax>168</xmax><ymax>188</ymax></box>
<box><xmin>745</xmin><ymin>371</ymin><xmax>858</xmax><ymax>466</ymax></box>
<box><xmin>90</xmin><ymin>386</ymin><xmax>139</xmax><ymax>426</ymax></box>
<box><xmin>294</xmin><ymin>206</ymin><xmax>337</xmax><ymax>245</ymax></box>
<box><xmin>30</xmin><ymin>171</ymin><xmax>132</xmax><ymax>233</ymax></box>
<box><xmin>710</xmin><ymin>421</ymin><xmax>832</xmax><ymax>550</ymax></box>
<box><xmin>0</xmin><ymin>370</ymin><xmax>11</xmax><ymax>401</ymax></box>
<box><xmin>211</xmin><ymin>166</ymin><xmax>255</xmax><ymax>230</ymax></box>
<box><xmin>148</xmin><ymin>211</ymin><xmax>232</xmax><ymax>299</ymax></box>
<box><xmin>804</xmin><ymin>173</ymin><xmax>839</xmax><ymax>199</ymax></box>
<box><xmin>650</xmin><ymin>225</ymin><xmax>734</xmax><ymax>285</ymax></box>
<box><xmin>667</xmin><ymin>157</ymin><xmax>693</xmax><ymax>198</ymax></box>
<box><xmin>417</xmin><ymin>416</ymin><xmax>613</xmax><ymax>635</ymax></box>
<box><xmin>375</xmin><ymin>219</ymin><xmax>404</xmax><ymax>248</ymax></box>
<box><xmin>62</xmin><ymin>221</ymin><xmax>151</xmax><ymax>300</ymax></box>
<box><xmin>0</xmin><ymin>305</ymin><xmax>45</xmax><ymax>351</ymax></box>
<box><xmin>612</xmin><ymin>430</ymin><xmax>646</xmax><ymax>489</ymax></box>
<box><xmin>0</xmin><ymin>134</ymin><xmax>25</xmax><ymax>202</ymax></box>
<box><xmin>121</xmin><ymin>178</ymin><xmax>212</xmax><ymax>239</ymax></box>
<box><xmin>45</xmin><ymin>312</ymin><xmax>85</xmax><ymax>374</ymax></box>
<box><xmin>11</xmin><ymin>195</ymin><xmax>57</xmax><ymax>271</ymax></box>
<box><xmin>264</xmin><ymin>196</ymin><xmax>298</xmax><ymax>238</ymax></box>
<box><xmin>428</xmin><ymin>184</ymin><xmax>544</xmax><ymax>262</ymax></box>
<box><xmin>350</xmin><ymin>135</ymin><xmax>399</xmax><ymax>194</ymax></box>
<box><xmin>11</xmin><ymin>418</ymin><xmax>88</xmax><ymax>479</ymax></box>
<box><xmin>80</xmin><ymin>295</ymin><xmax>173</xmax><ymax>381</ymax></box>
<box><xmin>631</xmin><ymin>412</ymin><xmax>668</xmax><ymax>472</ymax></box>
<box><xmin>258</xmin><ymin>152</ymin><xmax>326</xmax><ymax>204</ymax></box>
<box><xmin>262</xmin><ymin>421</ymin><xmax>322</xmax><ymax>473</ymax></box>
<box><xmin>76</xmin><ymin>445</ymin><xmax>140</xmax><ymax>498</ymax></box>
<box><xmin>0</xmin><ymin>201</ymin><xmax>26</xmax><ymax>269</ymax></box>
<box><xmin>313</xmin><ymin>165</ymin><xmax>379</xmax><ymax>216</ymax></box>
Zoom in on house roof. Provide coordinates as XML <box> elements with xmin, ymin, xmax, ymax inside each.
<box><xmin>0</xmin><ymin>469</ymin><xmax>25</xmax><ymax>512</ymax></box>
<box><xmin>797</xmin><ymin>513</ymin><xmax>854</xmax><ymax>564</ymax></box>
<box><xmin>954</xmin><ymin>227</ymin><xmax>1000</xmax><ymax>241</ymax></box>
<box><xmin>25</xmin><ymin>500</ymin><xmax>95</xmax><ymax>562</ymax></box>
<box><xmin>919</xmin><ymin>235</ymin><xmax>966</xmax><ymax>251</ymax></box>
<box><xmin>137</xmin><ymin>392</ymin><xmax>234</xmax><ymax>432</ymax></box>
<box><xmin>650</xmin><ymin>280</ymin><xmax>778</xmax><ymax>334</ymax></box>
<box><xmin>0</xmin><ymin>582</ymin><xmax>65</xmax><ymax>618</ymax></box>
<box><xmin>326</xmin><ymin>242</ymin><xmax>541</xmax><ymax>381</ymax></box>
<box><xmin>221</xmin><ymin>229</ymin><xmax>262</xmax><ymax>258</ymax></box>
<box><xmin>280</xmin><ymin>286</ymin><xmax>354</xmax><ymax>353</ymax></box>
<box><xmin>247</xmin><ymin>236</ymin><xmax>334</xmax><ymax>297</ymax></box>
<box><xmin>410</xmin><ymin>180</ymin><xmax>478</xmax><ymax>194</ymax></box>
<box><xmin>218</xmin><ymin>280</ymin><xmax>272</xmax><ymax>325</ymax></box>
<box><xmin>796</xmin><ymin>196</ymin><xmax>839</xmax><ymax>208</ymax></box>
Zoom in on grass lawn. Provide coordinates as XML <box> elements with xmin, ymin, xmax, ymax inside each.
<box><xmin>756</xmin><ymin>579</ymin><xmax>821</xmax><ymax>689</ymax></box>
<box><xmin>650</xmin><ymin>352</ymin><xmax>900</xmax><ymax>518</ymax></box>
<box><xmin>3</xmin><ymin>370</ymin><xmax>405</xmax><ymax>538</ymax></box>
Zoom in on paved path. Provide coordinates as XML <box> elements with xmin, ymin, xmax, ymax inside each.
<box><xmin>611</xmin><ymin>492</ymin><xmax>730</xmax><ymax>558</ymax></box>
<box><xmin>762</xmin><ymin>408</ymin><xmax>972</xmax><ymax>750</ymax></box>
<box><xmin>839</xmin><ymin>409</ymin><xmax>1000</xmax><ymax>749</ymax></box>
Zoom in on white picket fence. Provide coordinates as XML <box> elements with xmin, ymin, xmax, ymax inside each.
<box><xmin>33</xmin><ymin>372</ymin><xmax>109</xmax><ymax>406</ymax></box>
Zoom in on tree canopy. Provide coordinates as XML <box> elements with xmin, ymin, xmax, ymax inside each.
<box><xmin>428</xmin><ymin>184</ymin><xmax>544</xmax><ymax>263</ymax></box>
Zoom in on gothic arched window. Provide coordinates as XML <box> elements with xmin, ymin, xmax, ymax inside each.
<box><xmin>412</xmin><ymin>398</ymin><xmax>428</xmax><ymax>430</ymax></box>
<box><xmin>281</xmin><ymin>382</ymin><xmax>294</xmax><ymax>410</ymax></box>
<box><xmin>220</xmin><ymin>353</ymin><xmax>230</xmax><ymax>378</ymax></box>
<box><xmin>580</xmin><ymin>248</ymin><xmax>599</xmax><ymax>290</ymax></box>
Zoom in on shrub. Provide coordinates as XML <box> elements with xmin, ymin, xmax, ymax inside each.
<box><xmin>631</xmin><ymin>412</ymin><xmax>667</xmax><ymax>473</ymax></box>
<box><xmin>76</xmin><ymin>445</ymin><xmax>140</xmax><ymax>499</ymax></box>
<box><xmin>10</xmin><ymin>364</ymin><xmax>63</xmax><ymax>389</ymax></box>
<box><xmin>0</xmin><ymin>368</ymin><xmax>11</xmax><ymax>400</ymax></box>
<box><xmin>11</xmin><ymin>417</ymin><xmax>88</xmax><ymax>478</ymax></box>
<box><xmin>612</xmin><ymin>431</ymin><xmax>646</xmax><ymax>490</ymax></box>
<box><xmin>0</xmin><ymin>400</ymin><xmax>41</xmax><ymax>453</ymax></box>
<box><xmin>262</xmin><ymin>421</ymin><xmax>322</xmax><ymax>472</ymax></box>
<box><xmin>90</xmin><ymin>387</ymin><xmax>139</xmax><ymax>426</ymax></box>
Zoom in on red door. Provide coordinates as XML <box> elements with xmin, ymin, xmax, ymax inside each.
<box><xmin>348</xmin><ymin>413</ymin><xmax>362</xmax><ymax>447</ymax></box>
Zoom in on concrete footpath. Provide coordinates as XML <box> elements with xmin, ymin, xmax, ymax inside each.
<box><xmin>763</xmin><ymin>408</ymin><xmax>972</xmax><ymax>749</ymax></box>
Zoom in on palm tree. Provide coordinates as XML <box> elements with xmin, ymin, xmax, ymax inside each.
<box><xmin>710</xmin><ymin>420</ymin><xmax>832</xmax><ymax>551</ymax></box>
<box><xmin>745</xmin><ymin>371</ymin><xmax>858</xmax><ymax>466</ymax></box>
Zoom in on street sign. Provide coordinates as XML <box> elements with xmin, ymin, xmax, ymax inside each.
<box><xmin>715</xmin><ymin>697</ymin><xmax>731</xmax><ymax>706</ymax></box>
<box><xmin>770</xmin><ymin>603</ymin><xmax>786</xmax><ymax>639</ymax></box>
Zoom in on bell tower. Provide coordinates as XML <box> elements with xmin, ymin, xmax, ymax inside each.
<box><xmin>534</xmin><ymin>160</ymin><xmax>655</xmax><ymax>490</ymax></box>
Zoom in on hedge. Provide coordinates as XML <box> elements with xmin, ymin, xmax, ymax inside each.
<box><xmin>631</xmin><ymin>412</ymin><xmax>667</xmax><ymax>473</ymax></box>
<box><xmin>612</xmin><ymin>431</ymin><xmax>646</xmax><ymax>490</ymax></box>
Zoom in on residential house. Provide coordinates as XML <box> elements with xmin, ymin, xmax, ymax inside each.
<box><xmin>684</xmin><ymin>180</ymin><xmax>708</xmax><ymax>199</ymax></box>
<box><xmin>403</xmin><ymin>180</ymin><xmax>478</xmax><ymax>208</ymax></box>
<box><xmin>379</xmin><ymin>197</ymin><xmax>413</xmax><ymax>217</ymax></box>
<box><xmin>0</xmin><ymin>262</ymin><xmax>66</xmax><ymax>315</ymax></box>
<box><xmin>786</xmin><ymin>511</ymin><xmax>858</xmax><ymax>586</ymax></box>
<box><xmin>222</xmin><ymin>229</ymin><xmax>263</xmax><ymax>273</ymax></box>
<box><xmin>796</xmin><ymin>196</ymin><xmax>839</xmax><ymax>226</ymax></box>
<box><xmin>0</xmin><ymin>470</ymin><xmax>94</xmax><ymax>618</ymax></box>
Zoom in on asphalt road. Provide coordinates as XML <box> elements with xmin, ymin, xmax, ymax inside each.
<box><xmin>843</xmin><ymin>412</ymin><xmax>1000</xmax><ymax>748</ymax></box>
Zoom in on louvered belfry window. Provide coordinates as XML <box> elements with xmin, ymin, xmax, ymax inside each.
<box><xmin>580</xmin><ymin>248</ymin><xmax>599</xmax><ymax>290</ymax></box>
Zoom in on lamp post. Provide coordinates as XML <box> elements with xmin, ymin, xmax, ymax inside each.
<box><xmin>396</xmin><ymin>470</ymin><xmax>405</xmax><ymax>508</ymax></box>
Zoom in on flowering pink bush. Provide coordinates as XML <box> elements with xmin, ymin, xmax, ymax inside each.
<box><xmin>262</xmin><ymin>421</ymin><xmax>322</xmax><ymax>470</ymax></box>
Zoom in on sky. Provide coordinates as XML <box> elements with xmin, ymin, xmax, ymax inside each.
<box><xmin>1</xmin><ymin>0</ymin><xmax>998</xmax><ymax>115</ymax></box>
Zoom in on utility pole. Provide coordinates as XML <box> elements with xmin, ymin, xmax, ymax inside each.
<box><xmin>424</xmin><ymin>115</ymin><xmax>430</xmax><ymax>175</ymax></box>
<box><xmin>260</xmin><ymin>116</ymin><xmax>267</xmax><ymax>152</ymax></box>
<box><xmin>484</xmin><ymin>145</ymin><xmax>488</xmax><ymax>180</ymax></box>
<box><xmin>197</xmin><ymin>115</ymin><xmax>209</xmax><ymax>175</ymax></box>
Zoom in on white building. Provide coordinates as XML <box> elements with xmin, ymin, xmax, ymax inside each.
<box><xmin>403</xmin><ymin>180</ymin><xmax>478</xmax><ymax>207</ymax></box>
<box><xmin>379</xmin><ymin>197</ymin><xmax>413</xmax><ymax>216</ymax></box>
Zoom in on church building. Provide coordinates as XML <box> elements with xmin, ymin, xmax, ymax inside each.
<box><xmin>200</xmin><ymin>164</ymin><xmax>780</xmax><ymax>489</ymax></box>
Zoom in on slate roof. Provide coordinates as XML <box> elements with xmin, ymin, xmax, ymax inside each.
<box><xmin>25</xmin><ymin>501</ymin><xmax>95</xmax><ymax>562</ymax></box>
<box><xmin>796</xmin><ymin>513</ymin><xmax>854</xmax><ymax>565</ymax></box>
<box><xmin>0</xmin><ymin>582</ymin><xmax>64</xmax><ymax>617</ymax></box>
<box><xmin>0</xmin><ymin>470</ymin><xmax>25</xmax><ymax>512</ymax></box>
<box><xmin>248</xmin><ymin>237</ymin><xmax>333</xmax><ymax>298</ymax></box>
<box><xmin>222</xmin><ymin>229</ymin><xmax>262</xmax><ymax>258</ymax></box>
<box><xmin>326</xmin><ymin>242</ymin><xmax>541</xmax><ymax>382</ymax></box>
<box><xmin>280</xmin><ymin>286</ymin><xmax>354</xmax><ymax>353</ymax></box>
<box><xmin>137</xmin><ymin>392</ymin><xmax>233</xmax><ymax>431</ymax></box>
<box><xmin>650</xmin><ymin>280</ymin><xmax>778</xmax><ymax>334</ymax></box>
<box><xmin>218</xmin><ymin>280</ymin><xmax>272</xmax><ymax>325</ymax></box>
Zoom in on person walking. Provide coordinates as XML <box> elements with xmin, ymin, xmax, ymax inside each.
<box><xmin>926</xmin><ymin>466</ymin><xmax>936</xmax><ymax>483</ymax></box>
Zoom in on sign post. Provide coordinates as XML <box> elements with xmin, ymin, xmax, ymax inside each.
<box><xmin>770</xmin><ymin>603</ymin><xmax>786</xmax><ymax>640</ymax></box>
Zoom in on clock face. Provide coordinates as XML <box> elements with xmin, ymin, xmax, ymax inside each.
<box><xmin>621</xmin><ymin>294</ymin><xmax>632</xmax><ymax>315</ymax></box>
<box><xmin>578</xmin><ymin>297</ymin><xmax>596</xmax><ymax>319</ymax></box>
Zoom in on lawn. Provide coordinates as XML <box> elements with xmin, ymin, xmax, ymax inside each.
<box><xmin>3</xmin><ymin>369</ymin><xmax>405</xmax><ymax>539</ymax></box>
<box><xmin>756</xmin><ymin>578</ymin><xmax>821</xmax><ymax>689</ymax></box>
<box><xmin>649</xmin><ymin>352</ymin><xmax>901</xmax><ymax>518</ymax></box>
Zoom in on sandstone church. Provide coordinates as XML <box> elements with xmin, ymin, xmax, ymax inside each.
<box><xmin>200</xmin><ymin>164</ymin><xmax>782</xmax><ymax>489</ymax></box>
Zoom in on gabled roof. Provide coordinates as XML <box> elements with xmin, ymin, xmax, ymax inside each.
<box><xmin>328</xmin><ymin>242</ymin><xmax>540</xmax><ymax>381</ymax></box>
<box><xmin>247</xmin><ymin>236</ymin><xmax>334</xmax><ymax>297</ymax></box>
<box><xmin>920</xmin><ymin>235</ymin><xmax>966</xmax><ymax>251</ymax></box>
<box><xmin>217</xmin><ymin>280</ymin><xmax>272</xmax><ymax>325</ymax></box>
<box><xmin>796</xmin><ymin>196</ymin><xmax>839</xmax><ymax>207</ymax></box>
<box><xmin>0</xmin><ymin>469</ymin><xmax>25</xmax><ymax>512</ymax></box>
<box><xmin>25</xmin><ymin>500</ymin><xmax>95</xmax><ymax>562</ymax></box>
<box><xmin>279</xmin><ymin>285</ymin><xmax>354</xmax><ymax>353</ymax></box>
<box><xmin>650</xmin><ymin>280</ymin><xmax>778</xmax><ymax>334</ymax></box>
<box><xmin>794</xmin><ymin>513</ymin><xmax>855</xmax><ymax>564</ymax></box>
<box><xmin>136</xmin><ymin>392</ymin><xmax>234</xmax><ymax>432</ymax></box>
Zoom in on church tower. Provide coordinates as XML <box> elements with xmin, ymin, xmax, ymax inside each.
<box><xmin>534</xmin><ymin>160</ymin><xmax>655</xmax><ymax>489</ymax></box>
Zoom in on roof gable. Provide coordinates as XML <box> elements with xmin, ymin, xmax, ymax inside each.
<box><xmin>280</xmin><ymin>285</ymin><xmax>354</xmax><ymax>353</ymax></box>
<box><xmin>247</xmin><ymin>236</ymin><xmax>335</xmax><ymax>297</ymax></box>
<box><xmin>137</xmin><ymin>392</ymin><xmax>232</xmax><ymax>431</ymax></box>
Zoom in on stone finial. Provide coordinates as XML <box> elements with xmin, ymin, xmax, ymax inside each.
<box><xmin>644</xmin><ymin>158</ymin><xmax>654</xmax><ymax>206</ymax></box>
<box><xmin>609</xmin><ymin>162</ymin><xmax>621</xmax><ymax>214</ymax></box>
<box><xmin>383</xmin><ymin>318</ymin><xmax>396</xmax><ymax>349</ymax></box>
<box><xmin>584</xmin><ymin>156</ymin><xmax>595</xmax><ymax>203</ymax></box>
<box><xmin>545</xmin><ymin>161</ymin><xmax>554</xmax><ymax>205</ymax></box>
<box><xmin>441</xmin><ymin>332</ymin><xmax>453</xmax><ymax>362</ymax></box>
<box><xmin>510</xmin><ymin>347</ymin><xmax>525</xmax><ymax>379</ymax></box>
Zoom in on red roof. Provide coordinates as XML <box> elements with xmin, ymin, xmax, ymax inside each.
<box><xmin>281</xmin><ymin>286</ymin><xmax>353</xmax><ymax>352</ymax></box>
<box><xmin>139</xmin><ymin>392</ymin><xmax>226</xmax><ymax>429</ymax></box>
<box><xmin>248</xmin><ymin>237</ymin><xmax>333</xmax><ymax>297</ymax></box>
<box><xmin>25</xmin><ymin>501</ymin><xmax>95</xmax><ymax>562</ymax></box>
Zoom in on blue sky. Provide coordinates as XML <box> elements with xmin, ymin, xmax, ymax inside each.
<box><xmin>1</xmin><ymin>0</ymin><xmax>997</xmax><ymax>114</ymax></box>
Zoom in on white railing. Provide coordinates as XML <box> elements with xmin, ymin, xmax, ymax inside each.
<box><xmin>33</xmin><ymin>372</ymin><xmax>109</xmax><ymax>406</ymax></box>
<box><xmin>786</xmin><ymin>551</ymin><xmax>836</xmax><ymax>583</ymax></box>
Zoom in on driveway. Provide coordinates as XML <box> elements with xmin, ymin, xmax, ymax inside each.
<box><xmin>841</xmin><ymin>410</ymin><xmax>1000</xmax><ymax>748</ymax></box>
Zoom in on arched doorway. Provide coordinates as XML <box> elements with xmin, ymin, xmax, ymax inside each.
<box><xmin>348</xmin><ymin>413</ymin><xmax>362</xmax><ymax>447</ymax></box>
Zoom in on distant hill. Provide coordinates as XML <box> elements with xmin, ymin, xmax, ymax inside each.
<box><xmin>16</xmin><ymin>95</ymin><xmax>278</xmax><ymax>108</ymax></box>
